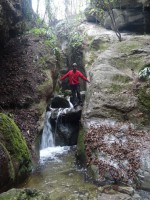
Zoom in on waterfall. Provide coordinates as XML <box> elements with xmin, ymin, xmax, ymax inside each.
<box><xmin>40</xmin><ymin>96</ymin><xmax>75</xmax><ymax>151</ymax></box>
<box><xmin>40</xmin><ymin>111</ymin><xmax>54</xmax><ymax>149</ymax></box>
<box><xmin>39</xmin><ymin>96</ymin><xmax>81</xmax><ymax>162</ymax></box>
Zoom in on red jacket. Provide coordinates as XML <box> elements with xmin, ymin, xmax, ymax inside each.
<box><xmin>60</xmin><ymin>70</ymin><xmax>88</xmax><ymax>85</ymax></box>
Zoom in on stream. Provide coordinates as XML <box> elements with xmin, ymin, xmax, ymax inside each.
<box><xmin>17</xmin><ymin>109</ymin><xmax>99</xmax><ymax>200</ymax></box>
<box><xmin>17</xmin><ymin>146</ymin><xmax>99</xmax><ymax>200</ymax></box>
<box><xmin>16</xmin><ymin>108</ymin><xmax>150</xmax><ymax>200</ymax></box>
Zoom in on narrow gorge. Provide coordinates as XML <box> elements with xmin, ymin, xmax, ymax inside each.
<box><xmin>0</xmin><ymin>0</ymin><xmax>150</xmax><ymax>200</ymax></box>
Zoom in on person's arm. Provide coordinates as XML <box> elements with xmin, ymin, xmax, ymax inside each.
<box><xmin>60</xmin><ymin>71</ymin><xmax>70</xmax><ymax>81</ymax></box>
<box><xmin>78</xmin><ymin>71</ymin><xmax>90</xmax><ymax>82</ymax></box>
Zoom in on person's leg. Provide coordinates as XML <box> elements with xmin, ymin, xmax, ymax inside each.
<box><xmin>76</xmin><ymin>84</ymin><xmax>82</xmax><ymax>105</ymax></box>
<box><xmin>70</xmin><ymin>85</ymin><xmax>77</xmax><ymax>106</ymax></box>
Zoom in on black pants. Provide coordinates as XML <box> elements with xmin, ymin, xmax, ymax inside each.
<box><xmin>70</xmin><ymin>84</ymin><xmax>82</xmax><ymax>106</ymax></box>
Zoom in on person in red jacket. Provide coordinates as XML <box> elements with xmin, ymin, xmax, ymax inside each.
<box><xmin>60</xmin><ymin>63</ymin><xmax>90</xmax><ymax>107</ymax></box>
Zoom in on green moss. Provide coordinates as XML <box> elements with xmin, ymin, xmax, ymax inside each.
<box><xmin>0</xmin><ymin>142</ymin><xmax>15</xmax><ymax>181</ymax></box>
<box><xmin>90</xmin><ymin>39</ymin><xmax>109</xmax><ymax>52</ymax></box>
<box><xmin>112</xmin><ymin>74</ymin><xmax>131</xmax><ymax>83</ymax></box>
<box><xmin>111</xmin><ymin>39</ymin><xmax>145</xmax><ymax>71</ymax></box>
<box><xmin>138</xmin><ymin>84</ymin><xmax>150</xmax><ymax>112</ymax></box>
<box><xmin>37</xmin><ymin>79</ymin><xmax>53</xmax><ymax>92</ymax></box>
<box><xmin>117</xmin><ymin>41</ymin><xmax>140</xmax><ymax>54</ymax></box>
<box><xmin>109</xmin><ymin>83</ymin><xmax>124</xmax><ymax>93</ymax></box>
<box><xmin>34</xmin><ymin>100</ymin><xmax>47</xmax><ymax>116</ymax></box>
<box><xmin>85</xmin><ymin>50</ymin><xmax>100</xmax><ymax>67</ymax></box>
<box><xmin>0</xmin><ymin>188</ymin><xmax>51</xmax><ymax>200</ymax></box>
<box><xmin>111</xmin><ymin>56</ymin><xmax>143</xmax><ymax>71</ymax></box>
<box><xmin>108</xmin><ymin>75</ymin><xmax>132</xmax><ymax>94</ymax></box>
<box><xmin>76</xmin><ymin>126</ymin><xmax>86</xmax><ymax>165</ymax></box>
<box><xmin>0</xmin><ymin>113</ymin><xmax>32</xmax><ymax>177</ymax></box>
<box><xmin>38</xmin><ymin>57</ymin><xmax>49</xmax><ymax>69</ymax></box>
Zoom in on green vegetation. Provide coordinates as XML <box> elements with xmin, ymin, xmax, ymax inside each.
<box><xmin>139</xmin><ymin>66</ymin><xmax>150</xmax><ymax>81</ymax></box>
<box><xmin>29</xmin><ymin>27</ymin><xmax>62</xmax><ymax>71</ymax></box>
<box><xmin>69</xmin><ymin>31</ymin><xmax>84</xmax><ymax>49</ymax></box>
<box><xmin>112</xmin><ymin>74</ymin><xmax>131</xmax><ymax>83</ymax></box>
<box><xmin>138</xmin><ymin>84</ymin><xmax>150</xmax><ymax>112</ymax></box>
<box><xmin>0</xmin><ymin>188</ymin><xmax>51</xmax><ymax>200</ymax></box>
<box><xmin>110</xmin><ymin>56</ymin><xmax>143</xmax><ymax>71</ymax></box>
<box><xmin>117</xmin><ymin>41</ymin><xmax>140</xmax><ymax>54</ymax></box>
<box><xmin>108</xmin><ymin>74</ymin><xmax>132</xmax><ymax>93</ymax></box>
<box><xmin>29</xmin><ymin>27</ymin><xmax>58</xmax><ymax>49</ymax></box>
<box><xmin>34</xmin><ymin>100</ymin><xmax>47</xmax><ymax>116</ymax></box>
<box><xmin>89</xmin><ymin>0</ymin><xmax>122</xmax><ymax>41</ymax></box>
<box><xmin>37</xmin><ymin>79</ymin><xmax>53</xmax><ymax>93</ymax></box>
<box><xmin>109</xmin><ymin>83</ymin><xmax>123</xmax><ymax>93</ymax></box>
<box><xmin>0</xmin><ymin>113</ymin><xmax>32</xmax><ymax>178</ymax></box>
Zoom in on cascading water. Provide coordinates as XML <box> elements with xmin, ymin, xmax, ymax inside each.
<box><xmin>18</xmin><ymin>96</ymin><xmax>104</xmax><ymax>199</ymax></box>
<box><xmin>40</xmin><ymin>97</ymin><xmax>75</xmax><ymax>163</ymax></box>
<box><xmin>40</xmin><ymin>111</ymin><xmax>54</xmax><ymax>149</ymax></box>
<box><xmin>40</xmin><ymin>109</ymin><xmax>69</xmax><ymax>163</ymax></box>
<box><xmin>17</xmin><ymin>98</ymin><xmax>150</xmax><ymax>199</ymax></box>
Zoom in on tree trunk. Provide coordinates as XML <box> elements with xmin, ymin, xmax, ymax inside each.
<box><xmin>2</xmin><ymin>0</ymin><xmax>22</xmax><ymax>19</ymax></box>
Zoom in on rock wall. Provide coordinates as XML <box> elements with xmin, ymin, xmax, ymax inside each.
<box><xmin>76</xmin><ymin>22</ymin><xmax>150</xmax><ymax>189</ymax></box>
<box><xmin>0</xmin><ymin>0</ymin><xmax>32</xmax><ymax>47</ymax></box>
<box><xmin>85</xmin><ymin>0</ymin><xmax>150</xmax><ymax>33</ymax></box>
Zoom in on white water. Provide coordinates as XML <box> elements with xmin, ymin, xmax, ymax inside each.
<box><xmin>40</xmin><ymin>111</ymin><xmax>54</xmax><ymax>149</ymax></box>
<box><xmin>40</xmin><ymin>97</ymin><xmax>74</xmax><ymax>162</ymax></box>
<box><xmin>40</xmin><ymin>146</ymin><xmax>70</xmax><ymax>164</ymax></box>
<box><xmin>40</xmin><ymin>110</ymin><xmax>70</xmax><ymax>163</ymax></box>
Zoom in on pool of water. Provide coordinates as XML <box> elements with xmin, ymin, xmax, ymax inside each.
<box><xmin>16</xmin><ymin>145</ymin><xmax>150</xmax><ymax>200</ymax></box>
<box><xmin>17</xmin><ymin>146</ymin><xmax>99</xmax><ymax>200</ymax></box>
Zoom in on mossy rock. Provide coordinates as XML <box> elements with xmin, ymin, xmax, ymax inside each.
<box><xmin>138</xmin><ymin>84</ymin><xmax>150</xmax><ymax>112</ymax></box>
<box><xmin>76</xmin><ymin>126</ymin><xmax>86</xmax><ymax>165</ymax></box>
<box><xmin>0</xmin><ymin>188</ymin><xmax>51</xmax><ymax>200</ymax></box>
<box><xmin>0</xmin><ymin>113</ymin><xmax>32</xmax><ymax>190</ymax></box>
<box><xmin>112</xmin><ymin>74</ymin><xmax>132</xmax><ymax>83</ymax></box>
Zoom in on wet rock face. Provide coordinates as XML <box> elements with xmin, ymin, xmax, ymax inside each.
<box><xmin>49</xmin><ymin>96</ymin><xmax>82</xmax><ymax>146</ymax></box>
<box><xmin>51</xmin><ymin>96</ymin><xmax>70</xmax><ymax>108</ymax></box>
<box><xmin>76</xmin><ymin>22</ymin><xmax>150</xmax><ymax>188</ymax></box>
<box><xmin>0</xmin><ymin>0</ymin><xmax>32</xmax><ymax>46</ymax></box>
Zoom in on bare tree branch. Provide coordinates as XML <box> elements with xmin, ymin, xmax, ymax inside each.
<box><xmin>101</xmin><ymin>0</ymin><xmax>122</xmax><ymax>41</ymax></box>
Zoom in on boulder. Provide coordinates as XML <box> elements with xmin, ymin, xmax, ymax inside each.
<box><xmin>0</xmin><ymin>113</ymin><xmax>32</xmax><ymax>192</ymax></box>
<box><xmin>50</xmin><ymin>106</ymin><xmax>82</xmax><ymax>146</ymax></box>
<box><xmin>0</xmin><ymin>188</ymin><xmax>51</xmax><ymax>200</ymax></box>
<box><xmin>85</xmin><ymin>0</ymin><xmax>150</xmax><ymax>33</ymax></box>
<box><xmin>104</xmin><ymin>8</ymin><xmax>150</xmax><ymax>33</ymax></box>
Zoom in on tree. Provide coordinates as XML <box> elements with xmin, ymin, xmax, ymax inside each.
<box><xmin>91</xmin><ymin>0</ymin><xmax>122</xmax><ymax>41</ymax></box>
<box><xmin>102</xmin><ymin>0</ymin><xmax>122</xmax><ymax>41</ymax></box>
